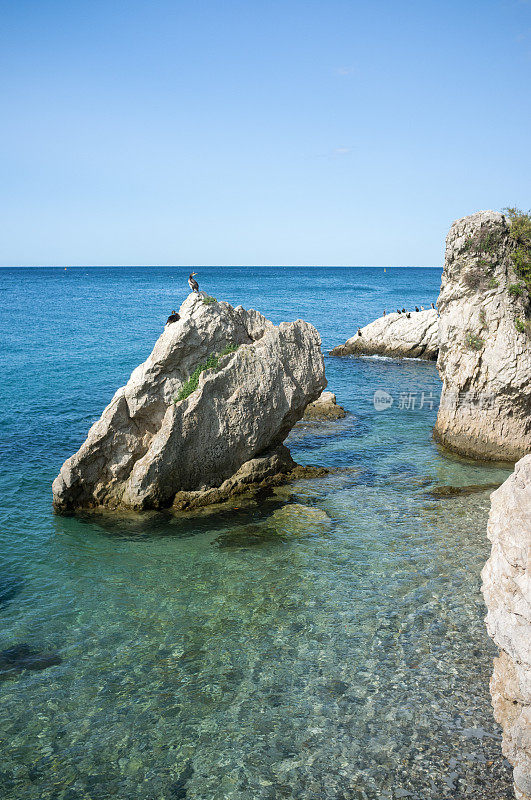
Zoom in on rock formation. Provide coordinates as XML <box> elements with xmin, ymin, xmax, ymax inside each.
<box><xmin>434</xmin><ymin>210</ymin><xmax>531</xmax><ymax>461</ymax></box>
<box><xmin>53</xmin><ymin>294</ymin><xmax>327</xmax><ymax>512</ymax></box>
<box><xmin>329</xmin><ymin>309</ymin><xmax>438</xmax><ymax>359</ymax></box>
<box><xmin>481</xmin><ymin>455</ymin><xmax>531</xmax><ymax>800</ymax></box>
<box><xmin>303</xmin><ymin>391</ymin><xmax>346</xmax><ymax>420</ymax></box>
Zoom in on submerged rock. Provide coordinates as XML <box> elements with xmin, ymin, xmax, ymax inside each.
<box><xmin>329</xmin><ymin>309</ymin><xmax>438</xmax><ymax>359</ymax></box>
<box><xmin>0</xmin><ymin>643</ymin><xmax>62</xmax><ymax>678</ymax></box>
<box><xmin>434</xmin><ymin>210</ymin><xmax>531</xmax><ymax>461</ymax></box>
<box><xmin>268</xmin><ymin>503</ymin><xmax>332</xmax><ymax>535</ymax></box>
<box><xmin>53</xmin><ymin>295</ymin><xmax>326</xmax><ymax>512</ymax></box>
<box><xmin>426</xmin><ymin>482</ymin><xmax>502</xmax><ymax>499</ymax></box>
<box><xmin>481</xmin><ymin>455</ymin><xmax>531</xmax><ymax>800</ymax></box>
<box><xmin>303</xmin><ymin>391</ymin><xmax>346</xmax><ymax>420</ymax></box>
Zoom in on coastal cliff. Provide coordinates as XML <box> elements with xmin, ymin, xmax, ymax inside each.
<box><xmin>330</xmin><ymin>309</ymin><xmax>438</xmax><ymax>359</ymax></box>
<box><xmin>434</xmin><ymin>210</ymin><xmax>531</xmax><ymax>461</ymax></box>
<box><xmin>53</xmin><ymin>295</ymin><xmax>326</xmax><ymax>512</ymax></box>
<box><xmin>482</xmin><ymin>455</ymin><xmax>531</xmax><ymax>800</ymax></box>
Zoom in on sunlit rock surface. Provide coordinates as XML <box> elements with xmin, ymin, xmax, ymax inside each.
<box><xmin>330</xmin><ymin>309</ymin><xmax>438</xmax><ymax>359</ymax></box>
<box><xmin>434</xmin><ymin>210</ymin><xmax>531</xmax><ymax>461</ymax></box>
<box><xmin>53</xmin><ymin>294</ymin><xmax>326</xmax><ymax>512</ymax></box>
<box><xmin>482</xmin><ymin>455</ymin><xmax>531</xmax><ymax>800</ymax></box>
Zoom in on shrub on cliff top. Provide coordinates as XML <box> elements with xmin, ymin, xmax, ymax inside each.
<box><xmin>175</xmin><ymin>344</ymin><xmax>240</xmax><ymax>402</ymax></box>
<box><xmin>504</xmin><ymin>207</ymin><xmax>531</xmax><ymax>292</ymax></box>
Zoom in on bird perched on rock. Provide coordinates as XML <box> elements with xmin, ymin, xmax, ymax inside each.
<box><xmin>415</xmin><ymin>306</ymin><xmax>419</xmax><ymax>312</ymax></box>
<box><xmin>397</xmin><ymin>309</ymin><xmax>401</xmax><ymax>314</ymax></box>
<box><xmin>406</xmin><ymin>312</ymin><xmax>411</xmax><ymax>318</ymax></box>
<box><xmin>357</xmin><ymin>327</ymin><xmax>362</xmax><ymax>336</ymax></box>
<box><xmin>383</xmin><ymin>310</ymin><xmax>386</xmax><ymax>316</ymax></box>
<box><xmin>188</xmin><ymin>272</ymin><xmax>199</xmax><ymax>293</ymax></box>
<box><xmin>166</xmin><ymin>310</ymin><xmax>180</xmax><ymax>325</ymax></box>
<box><xmin>431</xmin><ymin>302</ymin><xmax>435</xmax><ymax>309</ymax></box>
<box><xmin>420</xmin><ymin>305</ymin><xmax>425</xmax><ymax>311</ymax></box>
<box><xmin>402</xmin><ymin>308</ymin><xmax>406</xmax><ymax>313</ymax></box>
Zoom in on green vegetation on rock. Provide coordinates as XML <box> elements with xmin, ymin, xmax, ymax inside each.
<box><xmin>175</xmin><ymin>344</ymin><xmax>240</xmax><ymax>402</ymax></box>
<box><xmin>465</xmin><ymin>331</ymin><xmax>485</xmax><ymax>351</ymax></box>
<box><xmin>487</xmin><ymin>278</ymin><xmax>499</xmax><ymax>289</ymax></box>
<box><xmin>509</xmin><ymin>283</ymin><xmax>526</xmax><ymax>298</ymax></box>
<box><xmin>504</xmin><ymin>207</ymin><xmax>531</xmax><ymax>292</ymax></box>
<box><xmin>515</xmin><ymin>318</ymin><xmax>526</xmax><ymax>334</ymax></box>
<box><xmin>201</xmin><ymin>294</ymin><xmax>217</xmax><ymax>305</ymax></box>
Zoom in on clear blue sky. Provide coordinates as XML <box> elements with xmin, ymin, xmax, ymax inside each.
<box><xmin>1</xmin><ymin>0</ymin><xmax>530</xmax><ymax>266</ymax></box>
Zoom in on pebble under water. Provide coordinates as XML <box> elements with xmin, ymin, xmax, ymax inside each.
<box><xmin>0</xmin><ymin>266</ymin><xmax>515</xmax><ymax>799</ymax></box>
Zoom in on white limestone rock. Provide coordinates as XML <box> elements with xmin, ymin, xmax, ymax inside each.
<box><xmin>53</xmin><ymin>294</ymin><xmax>327</xmax><ymax>512</ymax></box>
<box><xmin>434</xmin><ymin>210</ymin><xmax>531</xmax><ymax>461</ymax></box>
<box><xmin>481</xmin><ymin>454</ymin><xmax>531</xmax><ymax>800</ymax></box>
<box><xmin>329</xmin><ymin>309</ymin><xmax>439</xmax><ymax>359</ymax></box>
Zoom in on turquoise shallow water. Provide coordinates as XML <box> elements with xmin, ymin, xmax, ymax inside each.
<box><xmin>0</xmin><ymin>267</ymin><xmax>514</xmax><ymax>799</ymax></box>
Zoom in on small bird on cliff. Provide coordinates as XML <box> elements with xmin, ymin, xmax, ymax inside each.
<box><xmin>415</xmin><ymin>306</ymin><xmax>420</xmax><ymax>312</ymax></box>
<box><xmin>383</xmin><ymin>309</ymin><xmax>386</xmax><ymax>316</ymax></box>
<box><xmin>431</xmin><ymin>302</ymin><xmax>435</xmax><ymax>309</ymax></box>
<box><xmin>402</xmin><ymin>308</ymin><xmax>406</xmax><ymax>313</ymax></box>
<box><xmin>357</xmin><ymin>327</ymin><xmax>362</xmax><ymax>336</ymax></box>
<box><xmin>166</xmin><ymin>310</ymin><xmax>180</xmax><ymax>325</ymax></box>
<box><xmin>406</xmin><ymin>312</ymin><xmax>411</xmax><ymax>318</ymax></box>
<box><xmin>188</xmin><ymin>272</ymin><xmax>199</xmax><ymax>293</ymax></box>
<box><xmin>397</xmin><ymin>309</ymin><xmax>401</xmax><ymax>314</ymax></box>
<box><xmin>421</xmin><ymin>305</ymin><xmax>425</xmax><ymax>310</ymax></box>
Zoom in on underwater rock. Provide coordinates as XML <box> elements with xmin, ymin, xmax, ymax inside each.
<box><xmin>329</xmin><ymin>309</ymin><xmax>438</xmax><ymax>359</ymax></box>
<box><xmin>434</xmin><ymin>210</ymin><xmax>531</xmax><ymax>461</ymax></box>
<box><xmin>53</xmin><ymin>294</ymin><xmax>326</xmax><ymax>512</ymax></box>
<box><xmin>268</xmin><ymin>503</ymin><xmax>332</xmax><ymax>535</ymax></box>
<box><xmin>212</xmin><ymin>524</ymin><xmax>285</xmax><ymax>549</ymax></box>
<box><xmin>0</xmin><ymin>643</ymin><xmax>62</xmax><ymax>678</ymax></box>
<box><xmin>481</xmin><ymin>454</ymin><xmax>531</xmax><ymax>800</ymax></box>
<box><xmin>303</xmin><ymin>391</ymin><xmax>346</xmax><ymax>420</ymax></box>
<box><xmin>426</xmin><ymin>482</ymin><xmax>502</xmax><ymax>499</ymax></box>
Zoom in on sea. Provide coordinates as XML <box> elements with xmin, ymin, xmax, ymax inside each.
<box><xmin>0</xmin><ymin>266</ymin><xmax>515</xmax><ymax>799</ymax></box>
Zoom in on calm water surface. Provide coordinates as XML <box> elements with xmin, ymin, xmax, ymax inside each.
<box><xmin>0</xmin><ymin>267</ymin><xmax>514</xmax><ymax>799</ymax></box>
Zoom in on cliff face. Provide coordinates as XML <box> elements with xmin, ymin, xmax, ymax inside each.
<box><xmin>53</xmin><ymin>295</ymin><xmax>326</xmax><ymax>512</ymax></box>
<box><xmin>481</xmin><ymin>455</ymin><xmax>531</xmax><ymax>800</ymax></box>
<box><xmin>330</xmin><ymin>309</ymin><xmax>438</xmax><ymax>359</ymax></box>
<box><xmin>434</xmin><ymin>210</ymin><xmax>531</xmax><ymax>461</ymax></box>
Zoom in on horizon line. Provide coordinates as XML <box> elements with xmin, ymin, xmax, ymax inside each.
<box><xmin>0</xmin><ymin>264</ymin><xmax>443</xmax><ymax>269</ymax></box>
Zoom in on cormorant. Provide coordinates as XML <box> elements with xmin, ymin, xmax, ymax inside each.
<box><xmin>383</xmin><ymin>309</ymin><xmax>386</xmax><ymax>316</ymax></box>
<box><xmin>431</xmin><ymin>302</ymin><xmax>435</xmax><ymax>309</ymax></box>
<box><xmin>188</xmin><ymin>272</ymin><xmax>199</xmax><ymax>293</ymax></box>
<box><xmin>166</xmin><ymin>310</ymin><xmax>180</xmax><ymax>325</ymax></box>
<box><xmin>415</xmin><ymin>306</ymin><xmax>419</xmax><ymax>312</ymax></box>
<box><xmin>402</xmin><ymin>308</ymin><xmax>406</xmax><ymax>313</ymax></box>
<box><xmin>397</xmin><ymin>309</ymin><xmax>401</xmax><ymax>314</ymax></box>
<box><xmin>406</xmin><ymin>312</ymin><xmax>411</xmax><ymax>318</ymax></box>
<box><xmin>420</xmin><ymin>305</ymin><xmax>425</xmax><ymax>310</ymax></box>
<box><xmin>357</xmin><ymin>327</ymin><xmax>362</xmax><ymax>336</ymax></box>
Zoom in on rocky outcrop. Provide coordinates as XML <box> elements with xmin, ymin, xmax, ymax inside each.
<box><xmin>434</xmin><ymin>210</ymin><xmax>531</xmax><ymax>461</ymax></box>
<box><xmin>329</xmin><ymin>310</ymin><xmax>438</xmax><ymax>359</ymax></box>
<box><xmin>481</xmin><ymin>455</ymin><xmax>531</xmax><ymax>800</ymax></box>
<box><xmin>303</xmin><ymin>391</ymin><xmax>346</xmax><ymax>420</ymax></box>
<box><xmin>53</xmin><ymin>295</ymin><xmax>327</xmax><ymax>512</ymax></box>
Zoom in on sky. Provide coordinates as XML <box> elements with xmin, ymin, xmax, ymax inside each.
<box><xmin>1</xmin><ymin>0</ymin><xmax>530</xmax><ymax>267</ymax></box>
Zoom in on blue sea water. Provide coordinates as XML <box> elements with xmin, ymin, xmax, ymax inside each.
<box><xmin>0</xmin><ymin>267</ymin><xmax>514</xmax><ymax>799</ymax></box>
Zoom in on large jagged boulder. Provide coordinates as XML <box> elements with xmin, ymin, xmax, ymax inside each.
<box><xmin>329</xmin><ymin>309</ymin><xmax>439</xmax><ymax>359</ymax></box>
<box><xmin>481</xmin><ymin>455</ymin><xmax>531</xmax><ymax>800</ymax></box>
<box><xmin>434</xmin><ymin>210</ymin><xmax>531</xmax><ymax>461</ymax></box>
<box><xmin>53</xmin><ymin>295</ymin><xmax>327</xmax><ymax>512</ymax></box>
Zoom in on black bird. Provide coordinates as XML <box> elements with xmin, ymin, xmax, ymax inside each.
<box><xmin>383</xmin><ymin>309</ymin><xmax>386</xmax><ymax>316</ymax></box>
<box><xmin>402</xmin><ymin>308</ymin><xmax>406</xmax><ymax>313</ymax></box>
<box><xmin>397</xmin><ymin>309</ymin><xmax>401</xmax><ymax>314</ymax></box>
<box><xmin>406</xmin><ymin>312</ymin><xmax>411</xmax><ymax>318</ymax></box>
<box><xmin>166</xmin><ymin>310</ymin><xmax>180</xmax><ymax>325</ymax></box>
<box><xmin>357</xmin><ymin>327</ymin><xmax>362</xmax><ymax>336</ymax></box>
<box><xmin>431</xmin><ymin>302</ymin><xmax>435</xmax><ymax>309</ymax></box>
<box><xmin>415</xmin><ymin>306</ymin><xmax>419</xmax><ymax>312</ymax></box>
<box><xmin>188</xmin><ymin>272</ymin><xmax>199</xmax><ymax>293</ymax></box>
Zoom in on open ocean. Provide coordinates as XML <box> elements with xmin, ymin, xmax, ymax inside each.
<box><xmin>0</xmin><ymin>266</ymin><xmax>514</xmax><ymax>799</ymax></box>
